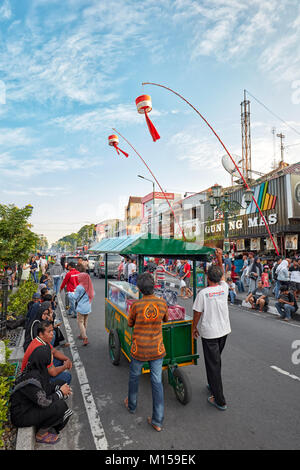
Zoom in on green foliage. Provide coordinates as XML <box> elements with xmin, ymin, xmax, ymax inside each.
<box><xmin>54</xmin><ymin>223</ymin><xmax>95</xmax><ymax>249</ymax></box>
<box><xmin>0</xmin><ymin>204</ymin><xmax>39</xmax><ymax>268</ymax></box>
<box><xmin>8</xmin><ymin>279</ymin><xmax>37</xmax><ymax>318</ymax></box>
<box><xmin>0</xmin><ymin>341</ymin><xmax>16</xmax><ymax>448</ymax></box>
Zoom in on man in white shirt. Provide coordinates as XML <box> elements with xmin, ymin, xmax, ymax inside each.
<box><xmin>192</xmin><ymin>248</ymin><xmax>231</xmax><ymax>411</ymax></box>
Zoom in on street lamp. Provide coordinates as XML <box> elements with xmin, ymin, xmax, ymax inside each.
<box><xmin>208</xmin><ymin>185</ymin><xmax>253</xmax><ymax>253</ymax></box>
<box><xmin>138</xmin><ymin>174</ymin><xmax>155</xmax><ymax>234</ymax></box>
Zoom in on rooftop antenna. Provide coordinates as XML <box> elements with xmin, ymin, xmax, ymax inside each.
<box><xmin>241</xmin><ymin>89</ymin><xmax>252</xmax><ymax>181</ymax></box>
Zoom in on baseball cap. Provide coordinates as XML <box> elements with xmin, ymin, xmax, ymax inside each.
<box><xmin>32</xmin><ymin>293</ymin><xmax>41</xmax><ymax>299</ymax></box>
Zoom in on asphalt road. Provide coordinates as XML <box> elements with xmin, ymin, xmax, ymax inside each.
<box><xmin>47</xmin><ymin>276</ymin><xmax>300</xmax><ymax>451</ymax></box>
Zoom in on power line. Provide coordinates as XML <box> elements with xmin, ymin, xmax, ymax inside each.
<box><xmin>245</xmin><ymin>89</ymin><xmax>300</xmax><ymax>137</ymax></box>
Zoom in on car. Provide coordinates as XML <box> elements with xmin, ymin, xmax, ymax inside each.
<box><xmin>65</xmin><ymin>255</ymin><xmax>80</xmax><ymax>268</ymax></box>
<box><xmin>85</xmin><ymin>254</ymin><xmax>100</xmax><ymax>272</ymax></box>
<box><xmin>94</xmin><ymin>254</ymin><xmax>123</xmax><ymax>279</ymax></box>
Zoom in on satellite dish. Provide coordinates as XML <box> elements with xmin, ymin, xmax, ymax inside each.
<box><xmin>221</xmin><ymin>154</ymin><xmax>241</xmax><ymax>177</ymax></box>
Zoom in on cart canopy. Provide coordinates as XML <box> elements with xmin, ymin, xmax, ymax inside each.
<box><xmin>120</xmin><ymin>234</ymin><xmax>215</xmax><ymax>260</ymax></box>
<box><xmin>88</xmin><ymin>235</ymin><xmax>142</xmax><ymax>253</ymax></box>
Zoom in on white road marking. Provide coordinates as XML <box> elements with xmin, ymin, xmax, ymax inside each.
<box><xmin>270</xmin><ymin>366</ymin><xmax>300</xmax><ymax>383</ymax></box>
<box><xmin>57</xmin><ymin>293</ymin><xmax>108</xmax><ymax>450</ymax></box>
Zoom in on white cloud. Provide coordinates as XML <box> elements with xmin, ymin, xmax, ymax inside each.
<box><xmin>0</xmin><ymin>128</ymin><xmax>35</xmax><ymax>147</ymax></box>
<box><xmin>0</xmin><ymin>150</ymin><xmax>103</xmax><ymax>178</ymax></box>
<box><xmin>0</xmin><ymin>0</ymin><xmax>12</xmax><ymax>21</ymax></box>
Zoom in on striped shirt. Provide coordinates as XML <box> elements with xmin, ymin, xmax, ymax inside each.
<box><xmin>128</xmin><ymin>295</ymin><xmax>168</xmax><ymax>362</ymax></box>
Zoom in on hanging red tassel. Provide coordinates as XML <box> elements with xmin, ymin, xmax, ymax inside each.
<box><xmin>136</xmin><ymin>94</ymin><xmax>160</xmax><ymax>142</ymax></box>
<box><xmin>113</xmin><ymin>143</ymin><xmax>129</xmax><ymax>158</ymax></box>
<box><xmin>144</xmin><ymin>111</ymin><xmax>160</xmax><ymax>142</ymax></box>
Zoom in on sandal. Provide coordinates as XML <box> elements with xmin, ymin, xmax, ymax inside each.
<box><xmin>147</xmin><ymin>417</ymin><xmax>162</xmax><ymax>432</ymax></box>
<box><xmin>207</xmin><ymin>396</ymin><xmax>227</xmax><ymax>411</ymax></box>
<box><xmin>36</xmin><ymin>432</ymin><xmax>60</xmax><ymax>444</ymax></box>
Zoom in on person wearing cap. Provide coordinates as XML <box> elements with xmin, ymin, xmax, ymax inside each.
<box><xmin>25</xmin><ymin>292</ymin><xmax>41</xmax><ymax>328</ymax></box>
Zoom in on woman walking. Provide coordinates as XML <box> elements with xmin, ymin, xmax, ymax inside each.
<box><xmin>69</xmin><ymin>272</ymin><xmax>94</xmax><ymax>346</ymax></box>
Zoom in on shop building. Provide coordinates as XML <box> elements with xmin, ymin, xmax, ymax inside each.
<box><xmin>203</xmin><ymin>162</ymin><xmax>300</xmax><ymax>256</ymax></box>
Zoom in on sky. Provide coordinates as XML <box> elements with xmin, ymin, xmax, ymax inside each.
<box><xmin>0</xmin><ymin>0</ymin><xmax>300</xmax><ymax>245</ymax></box>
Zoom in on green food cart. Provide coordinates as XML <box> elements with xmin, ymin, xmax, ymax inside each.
<box><xmin>92</xmin><ymin>235</ymin><xmax>214</xmax><ymax>405</ymax></box>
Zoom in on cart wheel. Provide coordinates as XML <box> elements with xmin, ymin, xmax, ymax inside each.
<box><xmin>109</xmin><ymin>329</ymin><xmax>121</xmax><ymax>365</ymax></box>
<box><xmin>172</xmin><ymin>368</ymin><xmax>192</xmax><ymax>405</ymax></box>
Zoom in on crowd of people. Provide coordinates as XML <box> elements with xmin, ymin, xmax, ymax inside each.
<box><xmin>8</xmin><ymin>249</ymin><xmax>300</xmax><ymax>443</ymax></box>
<box><xmin>220</xmin><ymin>253</ymin><xmax>300</xmax><ymax>321</ymax></box>
<box><xmin>9</xmin><ymin>253</ymin><xmax>94</xmax><ymax>445</ymax></box>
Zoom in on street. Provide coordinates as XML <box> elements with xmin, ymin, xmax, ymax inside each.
<box><xmin>49</xmin><ymin>277</ymin><xmax>300</xmax><ymax>451</ymax></box>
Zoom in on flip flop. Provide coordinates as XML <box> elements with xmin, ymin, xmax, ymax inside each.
<box><xmin>147</xmin><ymin>417</ymin><xmax>162</xmax><ymax>432</ymax></box>
<box><xmin>207</xmin><ymin>396</ymin><xmax>227</xmax><ymax>411</ymax></box>
<box><xmin>36</xmin><ymin>432</ymin><xmax>60</xmax><ymax>444</ymax></box>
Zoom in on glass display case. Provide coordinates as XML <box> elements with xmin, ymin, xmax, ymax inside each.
<box><xmin>108</xmin><ymin>281</ymin><xmax>139</xmax><ymax>315</ymax></box>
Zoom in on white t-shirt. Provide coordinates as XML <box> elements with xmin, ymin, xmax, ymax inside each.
<box><xmin>193</xmin><ymin>281</ymin><xmax>231</xmax><ymax>339</ymax></box>
<box><xmin>128</xmin><ymin>263</ymin><xmax>136</xmax><ymax>277</ymax></box>
<box><xmin>40</xmin><ymin>258</ymin><xmax>47</xmax><ymax>268</ymax></box>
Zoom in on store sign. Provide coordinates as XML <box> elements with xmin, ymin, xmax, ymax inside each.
<box><xmin>246</xmin><ymin>181</ymin><xmax>277</xmax><ymax>214</ymax></box>
<box><xmin>204</xmin><ymin>213</ymin><xmax>278</xmax><ymax>234</ymax></box>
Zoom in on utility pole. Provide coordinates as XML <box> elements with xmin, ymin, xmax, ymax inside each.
<box><xmin>276</xmin><ymin>132</ymin><xmax>285</xmax><ymax>164</ymax></box>
<box><xmin>271</xmin><ymin>127</ymin><xmax>276</xmax><ymax>169</ymax></box>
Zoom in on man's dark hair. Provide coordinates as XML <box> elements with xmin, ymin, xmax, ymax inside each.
<box><xmin>137</xmin><ymin>272</ymin><xmax>154</xmax><ymax>295</ymax></box>
<box><xmin>37</xmin><ymin>320</ymin><xmax>52</xmax><ymax>336</ymax></box>
<box><xmin>40</xmin><ymin>287</ymin><xmax>48</xmax><ymax>296</ymax></box>
<box><xmin>207</xmin><ymin>265</ymin><xmax>223</xmax><ymax>283</ymax></box>
<box><xmin>42</xmin><ymin>294</ymin><xmax>53</xmax><ymax>302</ymax></box>
<box><xmin>68</xmin><ymin>262</ymin><xmax>75</xmax><ymax>268</ymax></box>
<box><xmin>280</xmin><ymin>284</ymin><xmax>289</xmax><ymax>293</ymax></box>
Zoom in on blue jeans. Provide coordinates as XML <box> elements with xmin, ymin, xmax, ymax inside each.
<box><xmin>236</xmin><ymin>280</ymin><xmax>244</xmax><ymax>293</ymax></box>
<box><xmin>275</xmin><ymin>302</ymin><xmax>295</xmax><ymax>320</ymax></box>
<box><xmin>128</xmin><ymin>357</ymin><xmax>164</xmax><ymax>428</ymax></box>
<box><xmin>31</xmin><ymin>271</ymin><xmax>38</xmax><ymax>284</ymax></box>
<box><xmin>50</xmin><ymin>357</ymin><xmax>72</xmax><ymax>385</ymax></box>
<box><xmin>53</xmin><ymin>276</ymin><xmax>61</xmax><ymax>295</ymax></box>
<box><xmin>229</xmin><ymin>290</ymin><xmax>236</xmax><ymax>304</ymax></box>
<box><xmin>66</xmin><ymin>293</ymin><xmax>76</xmax><ymax>316</ymax></box>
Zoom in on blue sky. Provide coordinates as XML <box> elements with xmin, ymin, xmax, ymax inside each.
<box><xmin>0</xmin><ymin>0</ymin><xmax>300</xmax><ymax>244</ymax></box>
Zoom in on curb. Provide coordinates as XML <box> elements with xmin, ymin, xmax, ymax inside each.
<box><xmin>16</xmin><ymin>426</ymin><xmax>35</xmax><ymax>451</ymax></box>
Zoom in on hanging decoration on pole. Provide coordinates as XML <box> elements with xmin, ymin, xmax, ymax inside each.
<box><xmin>135</xmin><ymin>94</ymin><xmax>160</xmax><ymax>142</ymax></box>
<box><xmin>141</xmin><ymin>81</ymin><xmax>280</xmax><ymax>255</ymax></box>
<box><xmin>108</xmin><ymin>134</ymin><xmax>129</xmax><ymax>158</ymax></box>
<box><xmin>112</xmin><ymin>127</ymin><xmax>186</xmax><ymax>241</ymax></box>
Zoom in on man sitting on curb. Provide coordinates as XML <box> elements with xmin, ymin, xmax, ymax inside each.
<box><xmin>275</xmin><ymin>285</ymin><xmax>298</xmax><ymax>322</ymax></box>
<box><xmin>245</xmin><ymin>280</ymin><xmax>269</xmax><ymax>312</ymax></box>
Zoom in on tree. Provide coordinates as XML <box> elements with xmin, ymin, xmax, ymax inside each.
<box><xmin>0</xmin><ymin>204</ymin><xmax>38</xmax><ymax>267</ymax></box>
